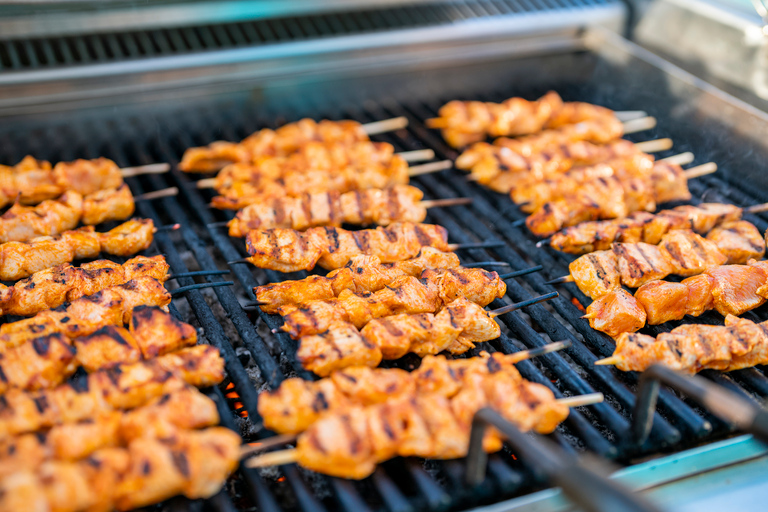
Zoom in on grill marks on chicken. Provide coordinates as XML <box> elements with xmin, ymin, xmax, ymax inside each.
<box><xmin>245</xmin><ymin>223</ymin><xmax>451</xmax><ymax>272</ymax></box>
<box><xmin>255</xmin><ymin>249</ymin><xmax>461</xmax><ymax>314</ymax></box>
<box><xmin>0</xmin><ymin>255</ymin><xmax>169</xmax><ymax>317</ymax></box>
<box><xmin>0</xmin><ymin>219</ymin><xmax>156</xmax><ymax>281</ymax></box>
<box><xmin>0</xmin><ymin>156</ymin><xmax>123</xmax><ymax>208</ymax></box>
<box><xmin>180</xmin><ymin>118</ymin><xmax>369</xmax><ymax>172</ymax></box>
<box><xmin>228</xmin><ymin>185</ymin><xmax>428</xmax><ymax>235</ymax></box>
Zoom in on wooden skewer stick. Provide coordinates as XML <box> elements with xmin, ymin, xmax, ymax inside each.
<box><xmin>594</xmin><ymin>356</ymin><xmax>621</xmax><ymax>366</ymax></box>
<box><xmin>197</xmin><ymin>178</ymin><xmax>217</xmax><ymax>189</ymax></box>
<box><xmin>634</xmin><ymin>138</ymin><xmax>673</xmax><ymax>153</ymax></box>
<box><xmin>398</xmin><ymin>149</ymin><xmax>435</xmax><ymax>163</ymax></box>
<box><xmin>239</xmin><ymin>434</ymin><xmax>299</xmax><ymax>459</ymax></box>
<box><xmin>243</xmin><ymin>392</ymin><xmax>604</xmax><ymax>468</ymax></box>
<box><xmin>743</xmin><ymin>202</ymin><xmax>768</xmax><ymax>214</ymax></box>
<box><xmin>488</xmin><ymin>291</ymin><xmax>559</xmax><ymax>318</ymax></box>
<box><xmin>134</xmin><ymin>187</ymin><xmax>179</xmax><ymax>201</ymax></box>
<box><xmin>408</xmin><ymin>160</ymin><xmax>453</xmax><ymax>177</ymax></box>
<box><xmin>426</xmin><ymin>111</ymin><xmax>650</xmax><ymax>129</ymax></box>
<box><xmin>362</xmin><ymin>117</ymin><xmax>409</xmax><ymax>135</ymax></box>
<box><xmin>544</xmin><ymin>275</ymin><xmax>575</xmax><ymax>285</ymax></box>
<box><xmin>420</xmin><ymin>197</ymin><xmax>473</xmax><ymax>209</ymax></box>
<box><xmin>659</xmin><ymin>152</ymin><xmax>694</xmax><ymax>166</ymax></box>
<box><xmin>614</xmin><ymin>110</ymin><xmax>648</xmax><ymax>122</ymax></box>
<box><xmin>120</xmin><ymin>163</ymin><xmax>171</xmax><ymax>178</ymax></box>
<box><xmin>506</xmin><ymin>340</ymin><xmax>571</xmax><ymax>363</ymax></box>
<box><xmin>621</xmin><ymin>116</ymin><xmax>657</xmax><ymax>135</ymax></box>
<box><xmin>684</xmin><ymin>162</ymin><xmax>718</xmax><ymax>180</ymax></box>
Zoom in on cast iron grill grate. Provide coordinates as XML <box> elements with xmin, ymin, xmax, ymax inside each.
<box><xmin>1</xmin><ymin>56</ymin><xmax>768</xmax><ymax>510</ymax></box>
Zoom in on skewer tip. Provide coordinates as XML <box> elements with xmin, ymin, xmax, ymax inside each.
<box><xmin>545</xmin><ymin>275</ymin><xmax>574</xmax><ymax>285</ymax></box>
<box><xmin>557</xmin><ymin>392</ymin><xmax>604</xmax><ymax>407</ymax></box>
<box><xmin>594</xmin><ymin>356</ymin><xmax>622</xmax><ymax>366</ymax></box>
<box><xmin>535</xmin><ymin>238</ymin><xmax>551</xmax><ymax>248</ymax></box>
<box><xmin>244</xmin><ymin>448</ymin><xmax>299</xmax><ymax>468</ymax></box>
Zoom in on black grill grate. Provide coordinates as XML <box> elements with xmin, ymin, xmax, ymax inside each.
<box><xmin>2</xmin><ymin>52</ymin><xmax>768</xmax><ymax>510</ymax></box>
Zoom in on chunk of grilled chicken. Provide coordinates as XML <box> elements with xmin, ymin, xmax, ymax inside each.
<box><xmin>605</xmin><ymin>315</ymin><xmax>768</xmax><ymax>373</ymax></box>
<box><xmin>526</xmin><ymin>161</ymin><xmax>692</xmax><ymax>237</ymax></box>
<box><xmin>292</xmin><ymin>370</ymin><xmax>567</xmax><ymax>479</ymax></box>
<box><xmin>0</xmin><ymin>345</ymin><xmax>224</xmax><ymax>439</ymax></box>
<box><xmin>245</xmin><ymin>223</ymin><xmax>451</xmax><ymax>272</ymax></box>
<box><xmin>280</xmin><ymin>268</ymin><xmax>506</xmax><ymax>339</ymax></box>
<box><xmin>586</xmin><ymin>261</ymin><xmax>768</xmax><ymax>337</ymax></box>
<box><xmin>0</xmin><ymin>427</ymin><xmax>241</xmax><ymax>512</ymax></box>
<box><xmin>0</xmin><ymin>219</ymin><xmax>156</xmax><ymax>281</ymax></box>
<box><xmin>228</xmin><ymin>185</ymin><xmax>427</xmax><ymax>235</ymax></box>
<box><xmin>0</xmin><ymin>277</ymin><xmax>171</xmax><ymax>348</ymax></box>
<box><xmin>0</xmin><ymin>156</ymin><xmax>124</xmax><ymax>208</ymax></box>
<box><xmin>180</xmin><ymin>118</ymin><xmax>369</xmax><ymax>172</ymax></box>
<box><xmin>80</xmin><ymin>184</ymin><xmax>135</xmax><ymax>226</ymax></box>
<box><xmin>255</xmin><ymin>249</ymin><xmax>460</xmax><ymax>314</ymax></box>
<box><xmin>261</xmin><ymin>350</ymin><xmax>526</xmax><ymax>434</ymax></box>
<box><xmin>549</xmin><ymin>203</ymin><xmax>745</xmax><ymax>254</ymax></box>
<box><xmin>0</xmin><ymin>255</ymin><xmax>169</xmax><ymax>317</ymax></box>
<box><xmin>459</xmin><ymin>139</ymin><xmax>641</xmax><ymax>193</ymax></box>
<box><xmin>296</xmin><ymin>297</ymin><xmax>502</xmax><ymax>376</ymax></box>
<box><xmin>568</xmin><ymin>230</ymin><xmax>730</xmax><ymax>300</ymax></box>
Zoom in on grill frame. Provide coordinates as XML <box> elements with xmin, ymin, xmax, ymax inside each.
<box><xmin>1</xmin><ymin>29</ymin><xmax>768</xmax><ymax>511</ymax></box>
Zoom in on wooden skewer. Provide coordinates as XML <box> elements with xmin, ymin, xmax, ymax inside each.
<box><xmin>743</xmin><ymin>202</ymin><xmax>768</xmax><ymax>214</ymax></box>
<box><xmin>420</xmin><ymin>197</ymin><xmax>473</xmax><ymax>209</ymax></box>
<box><xmin>120</xmin><ymin>163</ymin><xmax>171</xmax><ymax>178</ymax></box>
<box><xmin>505</xmin><ymin>340</ymin><xmax>571</xmax><ymax>363</ymax></box>
<box><xmin>684</xmin><ymin>162</ymin><xmax>718</xmax><ymax>180</ymax></box>
<box><xmin>239</xmin><ymin>434</ymin><xmax>299</xmax><ymax>459</ymax></box>
<box><xmin>621</xmin><ymin>116</ymin><xmax>657</xmax><ymax>135</ymax></box>
<box><xmin>614</xmin><ymin>110</ymin><xmax>648</xmax><ymax>122</ymax></box>
<box><xmin>488</xmin><ymin>291</ymin><xmax>558</xmax><ymax>318</ymax></box>
<box><xmin>134</xmin><ymin>187</ymin><xmax>178</xmax><ymax>201</ymax></box>
<box><xmin>659</xmin><ymin>152</ymin><xmax>694</xmax><ymax>166</ymax></box>
<box><xmin>634</xmin><ymin>138</ymin><xmax>673</xmax><ymax>153</ymax></box>
<box><xmin>243</xmin><ymin>392</ymin><xmax>605</xmax><ymax>468</ymax></box>
<box><xmin>398</xmin><ymin>149</ymin><xmax>435</xmax><ymax>163</ymax></box>
<box><xmin>362</xmin><ymin>117</ymin><xmax>409</xmax><ymax>135</ymax></box>
<box><xmin>426</xmin><ymin>111</ymin><xmax>651</xmax><ymax>129</ymax></box>
<box><xmin>594</xmin><ymin>356</ymin><xmax>621</xmax><ymax>366</ymax></box>
<box><xmin>544</xmin><ymin>275</ymin><xmax>575</xmax><ymax>285</ymax></box>
<box><xmin>408</xmin><ymin>160</ymin><xmax>453</xmax><ymax>176</ymax></box>
<box><xmin>197</xmin><ymin>178</ymin><xmax>217</xmax><ymax>189</ymax></box>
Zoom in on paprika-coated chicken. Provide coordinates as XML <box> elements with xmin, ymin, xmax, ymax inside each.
<box><xmin>0</xmin><ymin>427</ymin><xmax>241</xmax><ymax>512</ymax></box>
<box><xmin>255</xmin><ymin>248</ymin><xmax>460</xmax><ymax>314</ymax></box>
<box><xmin>278</xmin><ymin>267</ymin><xmax>506</xmax><ymax>339</ymax></box>
<box><xmin>0</xmin><ymin>219</ymin><xmax>156</xmax><ymax>281</ymax></box>
<box><xmin>0</xmin><ymin>185</ymin><xmax>135</xmax><ymax>244</ymax></box>
<box><xmin>0</xmin><ymin>156</ymin><xmax>124</xmax><ymax>208</ymax></box>
<box><xmin>0</xmin><ymin>344</ymin><xmax>224</xmax><ymax>439</ymax></box>
<box><xmin>586</xmin><ymin>260</ymin><xmax>768</xmax><ymax>338</ymax></box>
<box><xmin>548</xmin><ymin>203</ymin><xmax>751</xmax><ymax>254</ymax></box>
<box><xmin>296</xmin><ymin>297</ymin><xmax>501</xmax><ymax>376</ymax></box>
<box><xmin>600</xmin><ymin>315</ymin><xmax>768</xmax><ymax>374</ymax></box>
<box><xmin>0</xmin><ymin>386</ymin><xmax>219</xmax><ymax>476</ymax></box>
<box><xmin>0</xmin><ymin>255</ymin><xmax>169</xmax><ymax>317</ymax></box>
<box><xmin>0</xmin><ymin>277</ymin><xmax>171</xmax><ymax>348</ymax></box>
<box><xmin>244</xmin><ymin>222</ymin><xmax>451</xmax><ymax>272</ymax></box>
<box><xmin>259</xmin><ymin>350</ymin><xmax>539</xmax><ymax>434</ymax></box>
<box><xmin>228</xmin><ymin>185</ymin><xmax>428</xmax><ymax>235</ymax></box>
<box><xmin>566</xmin><ymin>226</ymin><xmax>763</xmax><ymax>300</ymax></box>
<box><xmin>525</xmin><ymin>160</ymin><xmax>692</xmax><ymax>237</ymax></box>
<box><xmin>180</xmin><ymin>118</ymin><xmax>370</xmax><ymax>172</ymax></box>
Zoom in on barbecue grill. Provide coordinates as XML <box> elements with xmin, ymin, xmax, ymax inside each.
<box><xmin>2</xmin><ymin>1</ymin><xmax>768</xmax><ymax>511</ymax></box>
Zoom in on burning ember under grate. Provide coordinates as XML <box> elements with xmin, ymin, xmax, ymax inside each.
<box><xmin>2</xmin><ymin>52</ymin><xmax>768</xmax><ymax>511</ymax></box>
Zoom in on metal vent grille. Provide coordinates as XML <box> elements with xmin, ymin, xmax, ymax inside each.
<box><xmin>0</xmin><ymin>0</ymin><xmax>617</xmax><ymax>72</ymax></box>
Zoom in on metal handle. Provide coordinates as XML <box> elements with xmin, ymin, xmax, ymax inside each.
<box><xmin>466</xmin><ymin>408</ymin><xmax>663</xmax><ymax>512</ymax></box>
<box><xmin>632</xmin><ymin>365</ymin><xmax>768</xmax><ymax>447</ymax></box>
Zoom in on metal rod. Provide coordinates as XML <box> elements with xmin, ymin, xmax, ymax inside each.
<box><xmin>489</xmin><ymin>291</ymin><xmax>558</xmax><ymax>317</ymax></box>
<box><xmin>448</xmin><ymin>240</ymin><xmax>506</xmax><ymax>251</ymax></box>
<box><xmin>498</xmin><ymin>265</ymin><xmax>543</xmax><ymax>279</ymax></box>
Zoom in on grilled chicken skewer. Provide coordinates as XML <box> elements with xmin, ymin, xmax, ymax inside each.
<box><xmin>0</xmin><ymin>344</ymin><xmax>224</xmax><ymax>439</ymax></box>
<box><xmin>0</xmin><ymin>427</ymin><xmax>241</xmax><ymax>512</ymax></box>
<box><xmin>296</xmin><ymin>293</ymin><xmax>556</xmax><ymax>376</ymax></box>
<box><xmin>586</xmin><ymin>260</ymin><xmax>768</xmax><ymax>337</ymax></box>
<box><xmin>0</xmin><ymin>255</ymin><xmax>169</xmax><ymax>317</ymax></box>
<box><xmin>180</xmin><ymin>116</ymin><xmax>408</xmax><ymax>173</ymax></box>
<box><xmin>548</xmin><ymin>225</ymin><xmax>764</xmax><ymax>300</ymax></box>
<box><xmin>525</xmin><ymin>160</ymin><xmax>717</xmax><ymax>237</ymax></box>
<box><xmin>243</xmin><ymin>222</ymin><xmax>454</xmax><ymax>272</ymax></box>
<box><xmin>259</xmin><ymin>343</ymin><xmax>569</xmax><ymax>435</ymax></box>
<box><xmin>1</xmin><ymin>184</ymin><xmax>175</xmax><ymax>244</ymax></box>
<box><xmin>0</xmin><ymin>276</ymin><xmax>171</xmax><ymax>347</ymax></box>
<box><xmin>0</xmin><ymin>219</ymin><xmax>156</xmax><ymax>281</ymax></box>
<box><xmin>227</xmin><ymin>185</ymin><xmax>470</xmax><ymax>235</ymax></box>
<box><xmin>596</xmin><ymin>314</ymin><xmax>768</xmax><ymax>374</ymax></box>
<box><xmin>0</xmin><ymin>156</ymin><xmax>169</xmax><ymax>208</ymax></box>
<box><xmin>543</xmin><ymin>202</ymin><xmax>768</xmax><ymax>255</ymax></box>
<box><xmin>0</xmin><ymin>306</ymin><xmax>198</xmax><ymax>393</ymax></box>
<box><xmin>249</xmin><ymin>364</ymin><xmax>571</xmax><ymax>479</ymax></box>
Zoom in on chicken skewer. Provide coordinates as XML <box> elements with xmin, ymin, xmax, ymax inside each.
<box><xmin>0</xmin><ymin>156</ymin><xmax>170</xmax><ymax>208</ymax></box>
<box><xmin>0</xmin><ymin>185</ymin><xmax>177</xmax><ymax>244</ymax></box>
<box><xmin>545</xmin><ymin>225</ymin><xmax>764</xmax><ymax>299</ymax></box>
<box><xmin>595</xmin><ymin>314</ymin><xmax>768</xmax><ymax>374</ymax></box>
<box><xmin>585</xmin><ymin>260</ymin><xmax>768</xmax><ymax>338</ymax></box>
<box><xmin>226</xmin><ymin>185</ymin><xmax>472</xmax><ymax>235</ymax></box>
<box><xmin>295</xmin><ymin>292</ymin><xmax>557</xmax><ymax>376</ymax></box>
<box><xmin>539</xmin><ymin>202</ymin><xmax>768</xmax><ymax>254</ymax></box>
<box><xmin>0</xmin><ymin>219</ymin><xmax>157</xmax><ymax>281</ymax></box>
<box><xmin>0</xmin><ymin>344</ymin><xmax>224</xmax><ymax>439</ymax></box>
<box><xmin>524</xmin><ymin>160</ymin><xmax>717</xmax><ymax>237</ymax></box>
<box><xmin>0</xmin><ymin>426</ymin><xmax>241</xmax><ymax>512</ymax></box>
<box><xmin>0</xmin><ymin>306</ymin><xmax>198</xmax><ymax>393</ymax></box>
<box><xmin>180</xmin><ymin>116</ymin><xmax>409</xmax><ymax>173</ymax></box>
<box><xmin>459</xmin><ymin>138</ymin><xmax>671</xmax><ymax>193</ymax></box>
